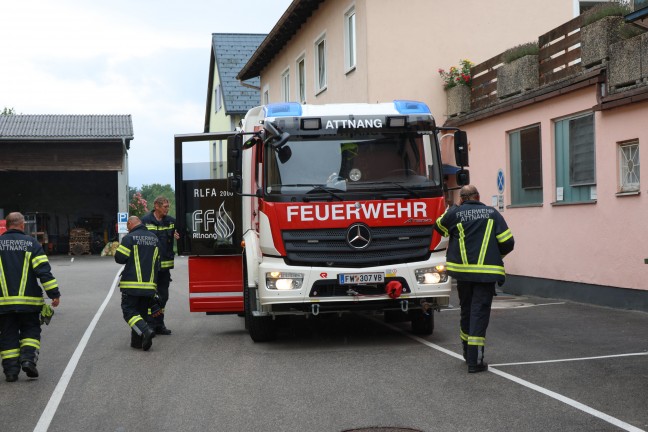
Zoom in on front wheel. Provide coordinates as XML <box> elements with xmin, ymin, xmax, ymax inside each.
<box><xmin>410</xmin><ymin>309</ymin><xmax>434</xmax><ymax>335</ymax></box>
<box><xmin>243</xmin><ymin>260</ymin><xmax>275</xmax><ymax>342</ymax></box>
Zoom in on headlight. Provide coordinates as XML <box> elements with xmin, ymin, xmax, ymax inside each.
<box><xmin>415</xmin><ymin>265</ymin><xmax>448</xmax><ymax>284</ymax></box>
<box><xmin>266</xmin><ymin>272</ymin><xmax>303</xmax><ymax>290</ymax></box>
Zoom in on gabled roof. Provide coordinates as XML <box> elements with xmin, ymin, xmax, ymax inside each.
<box><xmin>237</xmin><ymin>0</ymin><xmax>325</xmax><ymax>81</ymax></box>
<box><xmin>0</xmin><ymin>115</ymin><xmax>133</xmax><ymax>141</ymax></box>
<box><xmin>212</xmin><ymin>33</ymin><xmax>267</xmax><ymax>115</ymax></box>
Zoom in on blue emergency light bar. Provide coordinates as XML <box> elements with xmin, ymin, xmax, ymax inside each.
<box><xmin>393</xmin><ymin>100</ymin><xmax>431</xmax><ymax>115</ymax></box>
<box><xmin>265</xmin><ymin>102</ymin><xmax>303</xmax><ymax>118</ymax></box>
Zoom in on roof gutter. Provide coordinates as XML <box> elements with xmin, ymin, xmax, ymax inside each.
<box><xmin>238</xmin><ymin>80</ymin><xmax>261</xmax><ymax>91</ymax></box>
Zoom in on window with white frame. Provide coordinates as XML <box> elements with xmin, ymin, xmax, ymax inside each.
<box><xmin>262</xmin><ymin>85</ymin><xmax>269</xmax><ymax>105</ymax></box>
<box><xmin>509</xmin><ymin>125</ymin><xmax>543</xmax><ymax>205</ymax></box>
<box><xmin>281</xmin><ymin>69</ymin><xmax>290</xmax><ymax>102</ymax></box>
<box><xmin>315</xmin><ymin>35</ymin><xmax>327</xmax><ymax>93</ymax></box>
<box><xmin>554</xmin><ymin>113</ymin><xmax>596</xmax><ymax>203</ymax></box>
<box><xmin>297</xmin><ymin>57</ymin><xmax>306</xmax><ymax>103</ymax></box>
<box><xmin>618</xmin><ymin>140</ymin><xmax>640</xmax><ymax>193</ymax></box>
<box><xmin>344</xmin><ymin>6</ymin><xmax>356</xmax><ymax>71</ymax></box>
<box><xmin>214</xmin><ymin>84</ymin><xmax>222</xmax><ymax>113</ymax></box>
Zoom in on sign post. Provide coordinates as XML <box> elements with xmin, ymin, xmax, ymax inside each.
<box><xmin>117</xmin><ymin>212</ymin><xmax>128</xmax><ymax>235</ymax></box>
<box><xmin>497</xmin><ymin>169</ymin><xmax>505</xmax><ymax>212</ymax></box>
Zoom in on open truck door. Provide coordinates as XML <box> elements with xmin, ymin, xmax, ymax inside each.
<box><xmin>174</xmin><ymin>132</ymin><xmax>244</xmax><ymax>314</ymax></box>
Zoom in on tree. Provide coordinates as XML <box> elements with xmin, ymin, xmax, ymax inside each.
<box><xmin>128</xmin><ymin>192</ymin><xmax>149</xmax><ymax>217</ymax></box>
<box><xmin>1</xmin><ymin>107</ymin><xmax>16</xmax><ymax>116</ymax></box>
<box><xmin>130</xmin><ymin>183</ymin><xmax>176</xmax><ymax>217</ymax></box>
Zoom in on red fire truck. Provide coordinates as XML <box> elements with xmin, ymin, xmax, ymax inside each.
<box><xmin>174</xmin><ymin>100</ymin><xmax>469</xmax><ymax>341</ymax></box>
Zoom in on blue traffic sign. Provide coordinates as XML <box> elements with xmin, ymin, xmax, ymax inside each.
<box><xmin>497</xmin><ymin>169</ymin><xmax>505</xmax><ymax>194</ymax></box>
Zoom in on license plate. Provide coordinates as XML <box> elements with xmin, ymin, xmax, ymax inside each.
<box><xmin>338</xmin><ymin>272</ymin><xmax>385</xmax><ymax>285</ymax></box>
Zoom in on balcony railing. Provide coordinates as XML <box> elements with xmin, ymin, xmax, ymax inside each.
<box><xmin>470</xmin><ymin>15</ymin><xmax>583</xmax><ymax>111</ymax></box>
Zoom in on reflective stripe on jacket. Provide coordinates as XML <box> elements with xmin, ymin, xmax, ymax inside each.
<box><xmin>141</xmin><ymin>212</ymin><xmax>175</xmax><ymax>270</ymax></box>
<box><xmin>434</xmin><ymin>200</ymin><xmax>514</xmax><ymax>283</ymax></box>
<box><xmin>0</xmin><ymin>229</ymin><xmax>60</xmax><ymax>313</ymax></box>
<box><xmin>115</xmin><ymin>224</ymin><xmax>160</xmax><ymax>296</ymax></box>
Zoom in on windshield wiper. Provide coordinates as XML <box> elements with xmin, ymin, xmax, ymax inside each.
<box><xmin>360</xmin><ymin>181</ymin><xmax>421</xmax><ymax>198</ymax></box>
<box><xmin>281</xmin><ymin>184</ymin><xmax>344</xmax><ymax>201</ymax></box>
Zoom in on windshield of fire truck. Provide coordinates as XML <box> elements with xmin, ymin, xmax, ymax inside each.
<box><xmin>264</xmin><ymin>133</ymin><xmax>441</xmax><ymax>196</ymax></box>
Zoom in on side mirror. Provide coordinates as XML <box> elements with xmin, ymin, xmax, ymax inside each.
<box><xmin>227</xmin><ymin>134</ymin><xmax>243</xmax><ymax>193</ymax></box>
<box><xmin>456</xmin><ymin>169</ymin><xmax>470</xmax><ymax>186</ymax></box>
<box><xmin>454</xmin><ymin>130</ymin><xmax>469</xmax><ymax>167</ymax></box>
<box><xmin>278</xmin><ymin>145</ymin><xmax>292</xmax><ymax>164</ymax></box>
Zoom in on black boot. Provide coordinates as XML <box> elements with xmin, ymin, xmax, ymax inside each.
<box><xmin>142</xmin><ymin>327</ymin><xmax>155</xmax><ymax>351</ymax></box>
<box><xmin>468</xmin><ymin>363</ymin><xmax>488</xmax><ymax>373</ymax></box>
<box><xmin>21</xmin><ymin>361</ymin><xmax>39</xmax><ymax>378</ymax></box>
<box><xmin>130</xmin><ymin>330</ymin><xmax>143</xmax><ymax>349</ymax></box>
<box><xmin>467</xmin><ymin>344</ymin><xmax>487</xmax><ymax>373</ymax></box>
<box><xmin>5</xmin><ymin>373</ymin><xmax>18</xmax><ymax>382</ymax></box>
<box><xmin>3</xmin><ymin>358</ymin><xmax>20</xmax><ymax>382</ymax></box>
<box><xmin>155</xmin><ymin>326</ymin><xmax>172</xmax><ymax>335</ymax></box>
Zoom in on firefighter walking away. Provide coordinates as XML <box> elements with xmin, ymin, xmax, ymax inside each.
<box><xmin>115</xmin><ymin>216</ymin><xmax>161</xmax><ymax>351</ymax></box>
<box><xmin>0</xmin><ymin>212</ymin><xmax>61</xmax><ymax>382</ymax></box>
<box><xmin>434</xmin><ymin>185</ymin><xmax>514</xmax><ymax>373</ymax></box>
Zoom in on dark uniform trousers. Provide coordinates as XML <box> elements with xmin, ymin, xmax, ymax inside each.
<box><xmin>147</xmin><ymin>269</ymin><xmax>170</xmax><ymax>330</ymax></box>
<box><xmin>121</xmin><ymin>293</ymin><xmax>152</xmax><ymax>347</ymax></box>
<box><xmin>457</xmin><ymin>280</ymin><xmax>495</xmax><ymax>366</ymax></box>
<box><xmin>0</xmin><ymin>312</ymin><xmax>41</xmax><ymax>375</ymax></box>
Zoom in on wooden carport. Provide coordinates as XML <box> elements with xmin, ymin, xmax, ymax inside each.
<box><xmin>0</xmin><ymin>114</ymin><xmax>132</xmax><ymax>254</ymax></box>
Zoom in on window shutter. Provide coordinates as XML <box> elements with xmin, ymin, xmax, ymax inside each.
<box><xmin>569</xmin><ymin>114</ymin><xmax>595</xmax><ymax>186</ymax></box>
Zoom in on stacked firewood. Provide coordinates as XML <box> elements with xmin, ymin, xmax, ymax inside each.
<box><xmin>69</xmin><ymin>228</ymin><xmax>91</xmax><ymax>255</ymax></box>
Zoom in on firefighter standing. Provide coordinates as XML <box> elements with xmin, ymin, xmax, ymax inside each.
<box><xmin>434</xmin><ymin>185</ymin><xmax>514</xmax><ymax>373</ymax></box>
<box><xmin>115</xmin><ymin>216</ymin><xmax>160</xmax><ymax>351</ymax></box>
<box><xmin>141</xmin><ymin>196</ymin><xmax>179</xmax><ymax>335</ymax></box>
<box><xmin>0</xmin><ymin>212</ymin><xmax>61</xmax><ymax>382</ymax></box>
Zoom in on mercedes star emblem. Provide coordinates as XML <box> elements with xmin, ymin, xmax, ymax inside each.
<box><xmin>346</xmin><ymin>223</ymin><xmax>372</xmax><ymax>249</ymax></box>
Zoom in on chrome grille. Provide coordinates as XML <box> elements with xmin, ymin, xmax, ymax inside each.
<box><xmin>282</xmin><ymin>226</ymin><xmax>432</xmax><ymax>267</ymax></box>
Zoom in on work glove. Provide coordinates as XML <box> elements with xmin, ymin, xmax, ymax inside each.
<box><xmin>40</xmin><ymin>304</ymin><xmax>54</xmax><ymax>325</ymax></box>
<box><xmin>150</xmin><ymin>295</ymin><xmax>163</xmax><ymax>318</ymax></box>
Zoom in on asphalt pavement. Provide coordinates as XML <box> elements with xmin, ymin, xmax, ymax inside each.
<box><xmin>0</xmin><ymin>255</ymin><xmax>646</xmax><ymax>432</ymax></box>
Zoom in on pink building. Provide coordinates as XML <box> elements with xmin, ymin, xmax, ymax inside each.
<box><xmin>445</xmin><ymin>10</ymin><xmax>648</xmax><ymax>310</ymax></box>
<box><xmin>234</xmin><ymin>0</ymin><xmax>648</xmax><ymax>310</ymax></box>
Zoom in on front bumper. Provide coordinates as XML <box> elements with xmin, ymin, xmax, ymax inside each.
<box><xmin>256</xmin><ymin>253</ymin><xmax>451</xmax><ymax>313</ymax></box>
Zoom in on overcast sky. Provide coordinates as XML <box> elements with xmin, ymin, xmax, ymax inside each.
<box><xmin>1</xmin><ymin>0</ymin><xmax>292</xmax><ymax>188</ymax></box>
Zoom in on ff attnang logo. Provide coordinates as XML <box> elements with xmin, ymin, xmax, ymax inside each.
<box><xmin>192</xmin><ymin>202</ymin><xmax>235</xmax><ymax>241</ymax></box>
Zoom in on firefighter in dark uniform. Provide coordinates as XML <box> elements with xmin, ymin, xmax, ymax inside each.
<box><xmin>140</xmin><ymin>196</ymin><xmax>179</xmax><ymax>335</ymax></box>
<box><xmin>0</xmin><ymin>212</ymin><xmax>61</xmax><ymax>382</ymax></box>
<box><xmin>434</xmin><ymin>185</ymin><xmax>514</xmax><ymax>373</ymax></box>
<box><xmin>115</xmin><ymin>216</ymin><xmax>160</xmax><ymax>351</ymax></box>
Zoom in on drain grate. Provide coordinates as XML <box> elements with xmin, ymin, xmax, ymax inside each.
<box><xmin>344</xmin><ymin>428</ymin><xmax>424</xmax><ymax>432</ymax></box>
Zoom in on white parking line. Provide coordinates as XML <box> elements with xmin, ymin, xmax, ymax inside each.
<box><xmin>380</xmin><ymin>320</ymin><xmax>645</xmax><ymax>432</ymax></box>
<box><xmin>33</xmin><ymin>267</ymin><xmax>121</xmax><ymax>432</ymax></box>
<box><xmin>492</xmin><ymin>351</ymin><xmax>648</xmax><ymax>367</ymax></box>
<box><xmin>441</xmin><ymin>301</ymin><xmax>566</xmax><ymax>311</ymax></box>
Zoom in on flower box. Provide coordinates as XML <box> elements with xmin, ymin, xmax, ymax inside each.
<box><xmin>446</xmin><ymin>85</ymin><xmax>471</xmax><ymax>117</ymax></box>
<box><xmin>608</xmin><ymin>35</ymin><xmax>643</xmax><ymax>92</ymax></box>
<box><xmin>581</xmin><ymin>16</ymin><xmax>623</xmax><ymax>68</ymax></box>
<box><xmin>496</xmin><ymin>55</ymin><xmax>539</xmax><ymax>99</ymax></box>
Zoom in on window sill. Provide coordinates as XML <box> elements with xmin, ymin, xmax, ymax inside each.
<box><xmin>315</xmin><ymin>86</ymin><xmax>327</xmax><ymax>97</ymax></box>
<box><xmin>550</xmin><ymin>200</ymin><xmax>597</xmax><ymax>206</ymax></box>
<box><xmin>616</xmin><ymin>191</ymin><xmax>640</xmax><ymax>197</ymax></box>
<box><xmin>507</xmin><ymin>203</ymin><xmax>543</xmax><ymax>209</ymax></box>
<box><xmin>345</xmin><ymin>65</ymin><xmax>356</xmax><ymax>75</ymax></box>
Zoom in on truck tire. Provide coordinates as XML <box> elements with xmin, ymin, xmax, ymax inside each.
<box><xmin>243</xmin><ymin>258</ymin><xmax>276</xmax><ymax>342</ymax></box>
<box><xmin>384</xmin><ymin>310</ymin><xmax>409</xmax><ymax>323</ymax></box>
<box><xmin>410</xmin><ymin>310</ymin><xmax>434</xmax><ymax>335</ymax></box>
